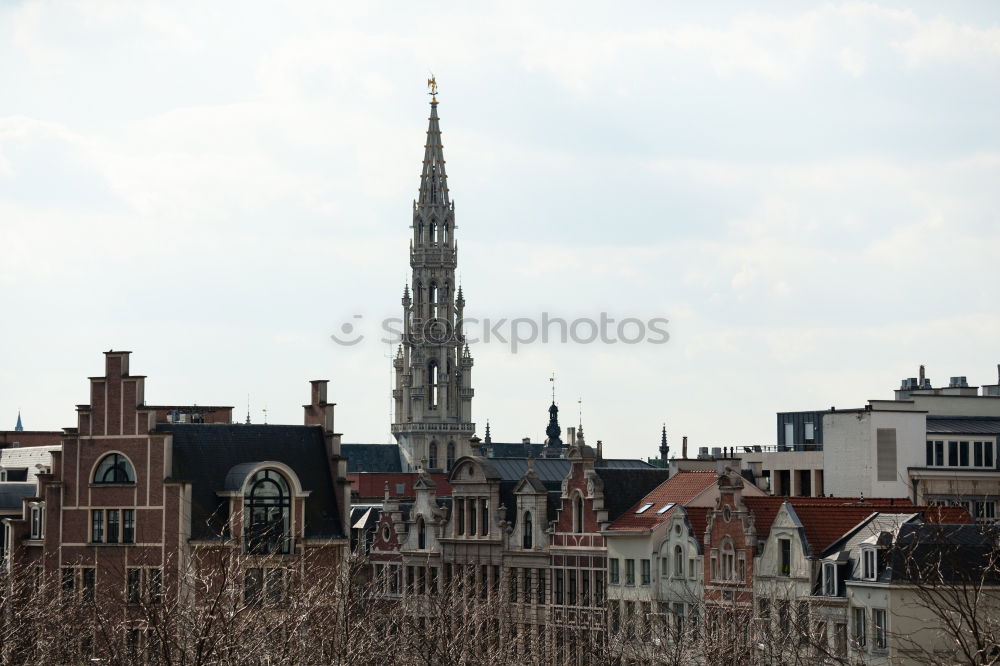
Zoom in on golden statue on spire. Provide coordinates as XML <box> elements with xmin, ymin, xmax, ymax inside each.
<box><xmin>427</xmin><ymin>75</ymin><xmax>438</xmax><ymax>101</ymax></box>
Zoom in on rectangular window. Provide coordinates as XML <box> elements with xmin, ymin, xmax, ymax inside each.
<box><xmin>641</xmin><ymin>559</ymin><xmax>651</xmax><ymax>585</ymax></box>
<box><xmin>975</xmin><ymin>441</ymin><xmax>984</xmax><ymax>467</ymax></box>
<box><xmin>266</xmin><ymin>567</ymin><xmax>285</xmax><ymax>604</ymax></box>
<box><xmin>595</xmin><ymin>570</ymin><xmax>604</xmax><ymax>604</ymax></box>
<box><xmin>555</xmin><ymin>569</ymin><xmax>564</xmax><ymax>605</ymax></box>
<box><xmin>779</xmin><ymin>538</ymin><xmax>791</xmax><ymax>576</ymax></box>
<box><xmin>835</xmin><ymin>623</ymin><xmax>848</xmax><ymax>656</ymax></box>
<box><xmin>91</xmin><ymin>509</ymin><xmax>104</xmax><ymax>543</ymax></box>
<box><xmin>935</xmin><ymin>440</ymin><xmax>944</xmax><ymax>466</ymax></box>
<box><xmin>123</xmin><ymin>509</ymin><xmax>135</xmax><ymax>544</ymax></box>
<box><xmin>737</xmin><ymin>552</ymin><xmax>746</xmax><ymax>581</ymax></box>
<box><xmin>107</xmin><ymin>509</ymin><xmax>120</xmax><ymax>543</ymax></box>
<box><xmin>244</xmin><ymin>568</ymin><xmax>262</xmax><ymax>604</ymax></box>
<box><xmin>481</xmin><ymin>500</ymin><xmax>489</xmax><ymax>537</ymax></box>
<box><xmin>852</xmin><ymin>607</ymin><xmax>866</xmax><ymax>648</ymax></box>
<box><xmin>30</xmin><ymin>505</ymin><xmax>43</xmax><ymax>539</ymax></box>
<box><xmin>150</xmin><ymin>568</ymin><xmax>162</xmax><ymax>604</ymax></box>
<box><xmin>758</xmin><ymin>597</ymin><xmax>770</xmax><ymax>621</ymax></box>
<box><xmin>625</xmin><ymin>559</ymin><xmax>635</xmax><ymax>586</ymax></box>
<box><xmin>456</xmin><ymin>501</ymin><xmax>464</xmax><ymax>536</ymax></box>
<box><xmin>873</xmin><ymin>609</ymin><xmax>887</xmax><ymax>650</ymax></box>
<box><xmin>804</xmin><ymin>422</ymin><xmax>815</xmax><ymax>442</ymax></box>
<box><xmin>960</xmin><ymin>441</ymin><xmax>970</xmax><ymax>467</ymax></box>
<box><xmin>82</xmin><ymin>567</ymin><xmax>95</xmax><ymax>604</ymax></box>
<box><xmin>522</xmin><ymin>568</ymin><xmax>531</xmax><ymax>602</ymax></box>
<box><xmin>127</xmin><ymin>568</ymin><xmax>141</xmax><ymax>604</ymax></box>
<box><xmin>987</xmin><ymin>442</ymin><xmax>995</xmax><ymax>468</ymax></box>
<box><xmin>581</xmin><ymin>569</ymin><xmax>590</xmax><ymax>605</ymax></box>
<box><xmin>61</xmin><ymin>567</ymin><xmax>75</xmax><ymax>603</ymax></box>
<box><xmin>568</xmin><ymin>569</ymin><xmax>577</xmax><ymax>605</ymax></box>
<box><xmin>510</xmin><ymin>567</ymin><xmax>518</xmax><ymax>602</ymax></box>
<box><xmin>537</xmin><ymin>568</ymin><xmax>545</xmax><ymax>604</ymax></box>
<box><xmin>823</xmin><ymin>562</ymin><xmax>837</xmax><ymax>596</ymax></box>
<box><xmin>876</xmin><ymin>428</ymin><xmax>897</xmax><ymax>481</ymax></box>
<box><xmin>863</xmin><ymin>549</ymin><xmax>877</xmax><ymax>580</ymax></box>
<box><xmin>126</xmin><ymin>629</ymin><xmax>140</xmax><ymax>658</ymax></box>
<box><xmin>926</xmin><ymin>441</ymin><xmax>934</xmax><ymax>466</ymax></box>
<box><xmin>609</xmin><ymin>558</ymin><xmax>620</xmax><ymax>585</ymax></box>
<box><xmin>948</xmin><ymin>441</ymin><xmax>958</xmax><ymax>467</ymax></box>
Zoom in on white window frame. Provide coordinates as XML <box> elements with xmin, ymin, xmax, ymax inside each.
<box><xmin>862</xmin><ymin>548</ymin><xmax>877</xmax><ymax>581</ymax></box>
<box><xmin>822</xmin><ymin>561</ymin><xmax>837</xmax><ymax>596</ymax></box>
<box><xmin>853</xmin><ymin>606</ymin><xmax>867</xmax><ymax>648</ymax></box>
<box><xmin>29</xmin><ymin>503</ymin><xmax>44</xmax><ymax>540</ymax></box>
<box><xmin>873</xmin><ymin>608</ymin><xmax>888</xmax><ymax>651</ymax></box>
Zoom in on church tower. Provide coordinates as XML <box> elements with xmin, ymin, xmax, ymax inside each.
<box><xmin>392</xmin><ymin>82</ymin><xmax>475</xmax><ymax>472</ymax></box>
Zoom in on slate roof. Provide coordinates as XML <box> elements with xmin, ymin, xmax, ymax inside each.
<box><xmin>157</xmin><ymin>424</ymin><xmax>343</xmax><ymax>540</ymax></box>
<box><xmin>594</xmin><ymin>467</ymin><xmax>671</xmax><ymax>521</ymax></box>
<box><xmin>482</xmin><ymin>442</ymin><xmax>547</xmax><ymax>458</ymax></box>
<box><xmin>341</xmin><ymin>443</ymin><xmax>402</xmax><ymax>473</ymax></box>
<box><xmin>890</xmin><ymin>523</ymin><xmax>1000</xmax><ymax>583</ymax></box>
<box><xmin>926</xmin><ymin>417</ymin><xmax>1000</xmax><ymax>435</ymax></box>
<box><xmin>0</xmin><ymin>483</ymin><xmax>36</xmax><ymax>511</ymax></box>
<box><xmin>607</xmin><ymin>470</ymin><xmax>718</xmax><ymax>531</ymax></box>
<box><xmin>0</xmin><ymin>445</ymin><xmax>55</xmax><ymax>485</ymax></box>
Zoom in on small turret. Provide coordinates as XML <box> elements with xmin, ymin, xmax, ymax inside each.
<box><xmin>659</xmin><ymin>423</ymin><xmax>669</xmax><ymax>462</ymax></box>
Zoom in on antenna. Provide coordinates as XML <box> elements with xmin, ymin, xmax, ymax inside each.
<box><xmin>578</xmin><ymin>397</ymin><xmax>583</xmax><ymax>426</ymax></box>
<box><xmin>261</xmin><ymin>407</ymin><xmax>268</xmax><ymax>425</ymax></box>
<box><xmin>246</xmin><ymin>394</ymin><xmax>251</xmax><ymax>425</ymax></box>
<box><xmin>549</xmin><ymin>372</ymin><xmax>556</xmax><ymax>403</ymax></box>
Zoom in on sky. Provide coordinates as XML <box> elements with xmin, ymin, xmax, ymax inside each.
<box><xmin>1</xmin><ymin>1</ymin><xmax>999</xmax><ymax>460</ymax></box>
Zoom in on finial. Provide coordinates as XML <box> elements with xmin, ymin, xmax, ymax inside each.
<box><xmin>427</xmin><ymin>75</ymin><xmax>438</xmax><ymax>103</ymax></box>
<box><xmin>484</xmin><ymin>420</ymin><xmax>492</xmax><ymax>444</ymax></box>
<box><xmin>550</xmin><ymin>372</ymin><xmax>556</xmax><ymax>404</ymax></box>
<box><xmin>246</xmin><ymin>395</ymin><xmax>251</xmax><ymax>425</ymax></box>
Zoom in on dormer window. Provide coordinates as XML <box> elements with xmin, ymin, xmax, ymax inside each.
<box><xmin>822</xmin><ymin>561</ymin><xmax>837</xmax><ymax>596</ymax></box>
<box><xmin>779</xmin><ymin>538</ymin><xmax>791</xmax><ymax>576</ymax></box>
<box><xmin>244</xmin><ymin>469</ymin><xmax>291</xmax><ymax>555</ymax></box>
<box><xmin>657</xmin><ymin>503</ymin><xmax>675</xmax><ymax>515</ymax></box>
<box><xmin>635</xmin><ymin>503</ymin><xmax>653</xmax><ymax>514</ymax></box>
<box><xmin>862</xmin><ymin>548</ymin><xmax>877</xmax><ymax>580</ymax></box>
<box><xmin>93</xmin><ymin>453</ymin><xmax>135</xmax><ymax>484</ymax></box>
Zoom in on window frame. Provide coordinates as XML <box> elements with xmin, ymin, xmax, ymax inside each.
<box><xmin>29</xmin><ymin>503</ymin><xmax>44</xmax><ymax>540</ymax></box>
<box><xmin>822</xmin><ymin>561</ymin><xmax>837</xmax><ymax>596</ymax></box>
<box><xmin>862</xmin><ymin>548</ymin><xmax>877</xmax><ymax>581</ymax></box>
<box><xmin>779</xmin><ymin>538</ymin><xmax>791</xmax><ymax>576</ymax></box>
<box><xmin>609</xmin><ymin>558</ymin><xmax>620</xmax><ymax>585</ymax></box>
<box><xmin>93</xmin><ymin>453</ymin><xmax>136</xmax><ymax>485</ymax></box>
<box><xmin>872</xmin><ymin>608</ymin><xmax>888</xmax><ymax>651</ymax></box>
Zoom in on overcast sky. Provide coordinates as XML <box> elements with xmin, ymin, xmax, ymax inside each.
<box><xmin>2</xmin><ymin>1</ymin><xmax>999</xmax><ymax>459</ymax></box>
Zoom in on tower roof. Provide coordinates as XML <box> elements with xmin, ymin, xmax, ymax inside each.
<box><xmin>14</xmin><ymin>411</ymin><xmax>23</xmax><ymax>432</ymax></box>
<box><xmin>418</xmin><ymin>90</ymin><xmax>449</xmax><ymax>207</ymax></box>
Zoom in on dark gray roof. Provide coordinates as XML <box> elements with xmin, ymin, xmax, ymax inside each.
<box><xmin>594</xmin><ymin>467</ymin><xmax>671</xmax><ymax>521</ymax></box>
<box><xmin>483</xmin><ymin>442</ymin><xmax>546</xmax><ymax>458</ymax></box>
<box><xmin>0</xmin><ymin>483</ymin><xmax>36</xmax><ymax>511</ymax></box>
<box><xmin>157</xmin><ymin>424</ymin><xmax>343</xmax><ymax>540</ymax></box>
<box><xmin>926</xmin><ymin>417</ymin><xmax>1000</xmax><ymax>435</ymax></box>
<box><xmin>596</xmin><ymin>459</ymin><xmax>655</xmax><ymax>470</ymax></box>
<box><xmin>489</xmin><ymin>458</ymin><xmax>571</xmax><ymax>482</ymax></box>
<box><xmin>890</xmin><ymin>523</ymin><xmax>1000</xmax><ymax>583</ymax></box>
<box><xmin>342</xmin><ymin>443</ymin><xmax>402</xmax><ymax>473</ymax></box>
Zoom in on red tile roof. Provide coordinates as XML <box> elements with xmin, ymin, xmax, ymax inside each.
<box><xmin>607</xmin><ymin>471</ymin><xmax>718</xmax><ymax>531</ymax></box>
<box><xmin>685</xmin><ymin>506</ymin><xmax>711</xmax><ymax>542</ymax></box>
<box><xmin>349</xmin><ymin>472</ymin><xmax>452</xmax><ymax>500</ymax></box>
<box><xmin>742</xmin><ymin>496</ymin><xmax>972</xmax><ymax>555</ymax></box>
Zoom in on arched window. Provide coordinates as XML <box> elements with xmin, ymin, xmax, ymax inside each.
<box><xmin>428</xmin><ymin>441</ymin><xmax>438</xmax><ymax>470</ymax></box>
<box><xmin>418</xmin><ymin>221</ymin><xmax>425</xmax><ymax>244</ymax></box>
<box><xmin>523</xmin><ymin>511</ymin><xmax>533</xmax><ymax>549</ymax></box>
<box><xmin>417</xmin><ymin>516</ymin><xmax>426</xmax><ymax>550</ymax></box>
<box><xmin>428</xmin><ymin>361</ymin><xmax>439</xmax><ymax>409</ymax></box>
<box><xmin>93</xmin><ymin>453</ymin><xmax>135</xmax><ymax>484</ymax></box>
<box><xmin>244</xmin><ymin>469</ymin><xmax>291</xmax><ymax>555</ymax></box>
<box><xmin>442</xmin><ymin>222</ymin><xmax>449</xmax><ymax>244</ymax></box>
<box><xmin>674</xmin><ymin>545</ymin><xmax>684</xmax><ymax>577</ymax></box>
<box><xmin>446</xmin><ymin>442</ymin><xmax>456</xmax><ymax>471</ymax></box>
<box><xmin>430</xmin><ymin>220</ymin><xmax>437</xmax><ymax>243</ymax></box>
<box><xmin>574</xmin><ymin>494</ymin><xmax>585</xmax><ymax>534</ymax></box>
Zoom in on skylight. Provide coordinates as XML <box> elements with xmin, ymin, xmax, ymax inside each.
<box><xmin>657</xmin><ymin>502</ymin><xmax>676</xmax><ymax>515</ymax></box>
<box><xmin>635</xmin><ymin>503</ymin><xmax>654</xmax><ymax>514</ymax></box>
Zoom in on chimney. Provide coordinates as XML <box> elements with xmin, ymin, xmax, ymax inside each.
<box><xmin>303</xmin><ymin>380</ymin><xmax>335</xmax><ymax>433</ymax></box>
<box><xmin>567</xmin><ymin>427</ymin><xmax>576</xmax><ymax>445</ymax></box>
<box><xmin>522</xmin><ymin>437</ymin><xmax>531</xmax><ymax>445</ymax></box>
<box><xmin>596</xmin><ymin>439</ymin><xmax>603</xmax><ymax>460</ymax></box>
<box><xmin>682</xmin><ymin>436</ymin><xmax>688</xmax><ymax>459</ymax></box>
<box><xmin>919</xmin><ymin>364</ymin><xmax>925</xmax><ymax>385</ymax></box>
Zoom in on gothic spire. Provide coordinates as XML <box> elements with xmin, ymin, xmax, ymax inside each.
<box><xmin>659</xmin><ymin>423</ymin><xmax>669</xmax><ymax>461</ymax></box>
<box><xmin>14</xmin><ymin>411</ymin><xmax>23</xmax><ymax>432</ymax></box>
<box><xmin>484</xmin><ymin>420</ymin><xmax>492</xmax><ymax>445</ymax></box>
<box><xmin>418</xmin><ymin>83</ymin><xmax>449</xmax><ymax>208</ymax></box>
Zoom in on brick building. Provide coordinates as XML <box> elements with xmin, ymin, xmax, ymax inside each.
<box><xmin>0</xmin><ymin>350</ymin><xmax>350</xmax><ymax>660</ymax></box>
